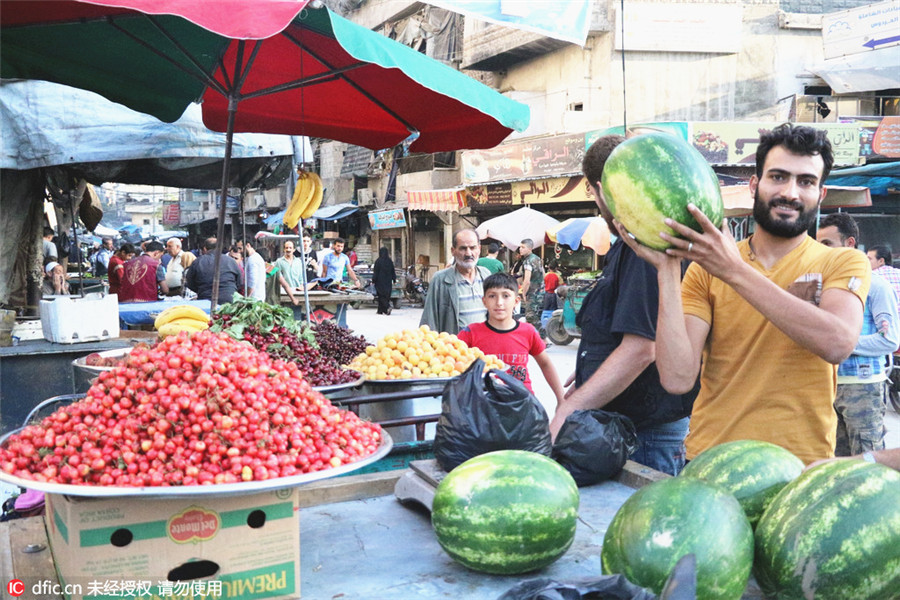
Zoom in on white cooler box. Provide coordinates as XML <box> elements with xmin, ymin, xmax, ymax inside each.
<box><xmin>40</xmin><ymin>293</ymin><xmax>120</xmax><ymax>344</ymax></box>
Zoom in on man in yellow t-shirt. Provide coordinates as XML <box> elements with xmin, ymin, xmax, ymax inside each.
<box><xmin>619</xmin><ymin>124</ymin><xmax>870</xmax><ymax>464</ymax></box>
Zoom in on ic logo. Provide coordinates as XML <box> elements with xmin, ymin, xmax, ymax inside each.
<box><xmin>7</xmin><ymin>579</ymin><xmax>25</xmax><ymax>597</ymax></box>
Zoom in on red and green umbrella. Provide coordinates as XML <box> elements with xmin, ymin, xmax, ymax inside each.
<box><xmin>2</xmin><ymin>0</ymin><xmax>530</xmax><ymax>306</ymax></box>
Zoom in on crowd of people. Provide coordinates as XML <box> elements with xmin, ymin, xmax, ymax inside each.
<box><xmin>40</xmin><ymin>230</ymin><xmax>368</xmax><ymax>326</ymax></box>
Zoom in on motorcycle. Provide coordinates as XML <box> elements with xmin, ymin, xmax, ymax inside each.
<box><xmin>545</xmin><ymin>279</ymin><xmax>597</xmax><ymax>346</ymax></box>
<box><xmin>405</xmin><ymin>264</ymin><xmax>428</xmax><ymax>305</ymax></box>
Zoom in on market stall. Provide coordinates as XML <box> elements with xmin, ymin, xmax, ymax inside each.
<box><xmin>117</xmin><ymin>299</ymin><xmax>212</xmax><ymax>329</ymax></box>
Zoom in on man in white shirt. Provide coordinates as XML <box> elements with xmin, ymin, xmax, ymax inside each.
<box><xmin>163</xmin><ymin>238</ymin><xmax>195</xmax><ymax>296</ymax></box>
<box><xmin>242</xmin><ymin>238</ymin><xmax>267</xmax><ymax>302</ymax></box>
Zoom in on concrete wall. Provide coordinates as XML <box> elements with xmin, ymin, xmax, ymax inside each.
<box><xmin>491</xmin><ymin>0</ymin><xmax>842</xmax><ymax>133</ymax></box>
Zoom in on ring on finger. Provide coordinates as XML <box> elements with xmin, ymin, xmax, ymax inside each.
<box><xmin>687</xmin><ymin>242</ymin><xmax>694</xmax><ymax>252</ymax></box>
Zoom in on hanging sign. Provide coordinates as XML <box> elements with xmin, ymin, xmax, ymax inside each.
<box><xmin>369</xmin><ymin>208</ymin><xmax>407</xmax><ymax>230</ymax></box>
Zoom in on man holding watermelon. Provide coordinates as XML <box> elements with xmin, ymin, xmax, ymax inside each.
<box><xmin>620</xmin><ymin>124</ymin><xmax>871</xmax><ymax>464</ymax></box>
<box><xmin>548</xmin><ymin>134</ymin><xmax>698</xmax><ymax>476</ymax></box>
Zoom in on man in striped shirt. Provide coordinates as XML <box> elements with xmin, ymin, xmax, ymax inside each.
<box><xmin>420</xmin><ymin>229</ymin><xmax>490</xmax><ymax>334</ymax></box>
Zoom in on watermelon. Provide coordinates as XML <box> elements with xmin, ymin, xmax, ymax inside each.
<box><xmin>431</xmin><ymin>449</ymin><xmax>579</xmax><ymax>575</ymax></box>
<box><xmin>680</xmin><ymin>440</ymin><xmax>803</xmax><ymax>528</ymax></box>
<box><xmin>754</xmin><ymin>460</ymin><xmax>900</xmax><ymax>599</ymax></box>
<box><xmin>601</xmin><ymin>477</ymin><xmax>753</xmax><ymax>600</ymax></box>
<box><xmin>601</xmin><ymin>132</ymin><xmax>724</xmax><ymax>250</ymax></box>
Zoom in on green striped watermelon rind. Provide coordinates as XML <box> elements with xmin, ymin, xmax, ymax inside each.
<box><xmin>600</xmin><ymin>132</ymin><xmax>724</xmax><ymax>251</ymax></box>
<box><xmin>431</xmin><ymin>449</ymin><xmax>580</xmax><ymax>575</ymax></box>
<box><xmin>601</xmin><ymin>477</ymin><xmax>753</xmax><ymax>600</ymax></box>
<box><xmin>754</xmin><ymin>460</ymin><xmax>900</xmax><ymax>600</ymax></box>
<box><xmin>679</xmin><ymin>439</ymin><xmax>804</xmax><ymax>528</ymax></box>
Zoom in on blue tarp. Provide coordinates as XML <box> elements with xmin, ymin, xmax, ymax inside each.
<box><xmin>312</xmin><ymin>203</ymin><xmax>360</xmax><ymax>221</ymax></box>
<box><xmin>826</xmin><ymin>162</ymin><xmax>900</xmax><ymax>197</ymax></box>
<box><xmin>1</xmin><ymin>79</ymin><xmax>298</xmax><ymax>169</ymax></box>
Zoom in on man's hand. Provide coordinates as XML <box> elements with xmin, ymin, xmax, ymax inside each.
<box><xmin>563</xmin><ymin>371</ymin><xmax>577</xmax><ymax>399</ymax></box>
<box><xmin>657</xmin><ymin>204</ymin><xmax>743</xmax><ymax>282</ymax></box>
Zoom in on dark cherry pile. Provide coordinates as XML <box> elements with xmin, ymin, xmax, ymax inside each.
<box><xmin>216</xmin><ymin>313</ymin><xmax>360</xmax><ymax>387</ymax></box>
<box><xmin>312</xmin><ymin>320</ymin><xmax>370</xmax><ymax>366</ymax></box>
<box><xmin>0</xmin><ymin>331</ymin><xmax>382</xmax><ymax>486</ymax></box>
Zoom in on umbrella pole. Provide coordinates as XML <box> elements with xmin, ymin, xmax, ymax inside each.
<box><xmin>210</xmin><ymin>96</ymin><xmax>238</xmax><ymax>312</ymax></box>
<box><xmin>299</xmin><ymin>230</ymin><xmax>312</xmax><ymax>325</ymax></box>
<box><xmin>68</xmin><ymin>193</ymin><xmax>84</xmax><ymax>298</ymax></box>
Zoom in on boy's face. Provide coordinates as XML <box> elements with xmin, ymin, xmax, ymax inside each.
<box><xmin>482</xmin><ymin>287</ymin><xmax>518</xmax><ymax>322</ymax></box>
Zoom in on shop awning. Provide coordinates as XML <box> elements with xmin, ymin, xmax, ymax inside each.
<box><xmin>312</xmin><ymin>203</ymin><xmax>360</xmax><ymax>221</ymax></box>
<box><xmin>407</xmin><ymin>187</ymin><xmax>466</xmax><ymax>212</ymax></box>
<box><xmin>806</xmin><ymin>46</ymin><xmax>900</xmax><ymax>94</ymax></box>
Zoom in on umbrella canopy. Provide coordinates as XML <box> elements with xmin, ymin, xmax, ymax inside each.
<box><xmin>546</xmin><ymin>217</ymin><xmax>612</xmax><ymax>254</ymax></box>
<box><xmin>1</xmin><ymin>1</ymin><xmax>529</xmax><ymax>154</ymax></box>
<box><xmin>476</xmin><ymin>207</ymin><xmax>560</xmax><ymax>251</ymax></box>
<box><xmin>2</xmin><ymin>0</ymin><xmax>529</xmax><ymax>308</ymax></box>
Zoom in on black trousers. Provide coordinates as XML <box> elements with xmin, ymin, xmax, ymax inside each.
<box><xmin>376</xmin><ymin>294</ymin><xmax>391</xmax><ymax>314</ymax></box>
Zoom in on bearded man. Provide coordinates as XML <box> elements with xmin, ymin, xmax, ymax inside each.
<box><xmin>621</xmin><ymin>123</ymin><xmax>870</xmax><ymax>464</ymax></box>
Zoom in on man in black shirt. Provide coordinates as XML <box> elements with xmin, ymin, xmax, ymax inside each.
<box><xmin>184</xmin><ymin>237</ymin><xmax>244</xmax><ymax>302</ymax></box>
<box><xmin>548</xmin><ymin>135</ymin><xmax>698</xmax><ymax>475</ymax></box>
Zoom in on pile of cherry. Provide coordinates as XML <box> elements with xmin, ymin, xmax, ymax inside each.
<box><xmin>0</xmin><ymin>331</ymin><xmax>382</xmax><ymax>487</ymax></box>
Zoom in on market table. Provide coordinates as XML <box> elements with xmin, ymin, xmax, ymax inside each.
<box><xmin>280</xmin><ymin>289</ymin><xmax>373</xmax><ymax>324</ymax></box>
<box><xmin>0</xmin><ymin>461</ymin><xmax>766</xmax><ymax>600</ymax></box>
<box><xmin>117</xmin><ymin>299</ymin><xmax>211</xmax><ymax>328</ymax></box>
<box><xmin>0</xmin><ymin>337</ymin><xmax>136</xmax><ymax>435</ymax></box>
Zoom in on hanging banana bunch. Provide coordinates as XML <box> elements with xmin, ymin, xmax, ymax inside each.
<box><xmin>300</xmin><ymin>172</ymin><xmax>324</xmax><ymax>219</ymax></box>
<box><xmin>283</xmin><ymin>169</ymin><xmax>315</xmax><ymax>229</ymax></box>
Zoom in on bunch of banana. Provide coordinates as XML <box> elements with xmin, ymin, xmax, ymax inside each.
<box><xmin>301</xmin><ymin>172</ymin><xmax>324</xmax><ymax>219</ymax></box>
<box><xmin>283</xmin><ymin>171</ymin><xmax>324</xmax><ymax>228</ymax></box>
<box><xmin>154</xmin><ymin>304</ymin><xmax>210</xmax><ymax>337</ymax></box>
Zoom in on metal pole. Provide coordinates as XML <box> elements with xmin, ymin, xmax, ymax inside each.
<box><xmin>210</xmin><ymin>96</ymin><xmax>238</xmax><ymax>311</ymax></box>
<box><xmin>68</xmin><ymin>192</ymin><xmax>85</xmax><ymax>298</ymax></box>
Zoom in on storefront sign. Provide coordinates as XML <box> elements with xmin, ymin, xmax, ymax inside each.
<box><xmin>368</xmin><ymin>208</ymin><xmax>407</xmax><ymax>230</ymax></box>
<box><xmin>162</xmin><ymin>203</ymin><xmax>180</xmax><ymax>226</ymax></box>
<box><xmin>462</xmin><ymin>132</ymin><xmax>586</xmax><ymax>184</ymax></box>
<box><xmin>585</xmin><ymin>122</ymin><xmax>862</xmax><ymax>166</ymax></box>
<box><xmin>469</xmin><ymin>176</ymin><xmax>593</xmax><ymax>206</ymax></box>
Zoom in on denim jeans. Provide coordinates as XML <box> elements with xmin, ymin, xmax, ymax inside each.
<box><xmin>334</xmin><ymin>302</ymin><xmax>348</xmax><ymax>328</ymax></box>
<box><xmin>631</xmin><ymin>416</ymin><xmax>690</xmax><ymax>476</ymax></box>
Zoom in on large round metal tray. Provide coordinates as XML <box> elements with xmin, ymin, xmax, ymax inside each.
<box><xmin>0</xmin><ymin>430</ymin><xmax>392</xmax><ymax>498</ymax></box>
<box><xmin>71</xmin><ymin>347</ymin><xmax>134</xmax><ymax>375</ymax></box>
<box><xmin>362</xmin><ymin>375</ymin><xmax>459</xmax><ymax>385</ymax></box>
<box><xmin>313</xmin><ymin>372</ymin><xmax>365</xmax><ymax>393</ymax></box>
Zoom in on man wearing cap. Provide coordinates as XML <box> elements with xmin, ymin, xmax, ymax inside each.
<box><xmin>42</xmin><ymin>261</ymin><xmax>69</xmax><ymax>296</ymax></box>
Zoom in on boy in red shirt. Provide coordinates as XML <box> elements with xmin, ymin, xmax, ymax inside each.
<box><xmin>458</xmin><ymin>272</ymin><xmax>566</xmax><ymax>407</ymax></box>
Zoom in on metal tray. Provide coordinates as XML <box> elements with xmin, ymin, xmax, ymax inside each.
<box><xmin>0</xmin><ymin>430</ymin><xmax>392</xmax><ymax>498</ymax></box>
<box><xmin>71</xmin><ymin>347</ymin><xmax>134</xmax><ymax>375</ymax></box>
<box><xmin>362</xmin><ymin>375</ymin><xmax>459</xmax><ymax>385</ymax></box>
<box><xmin>313</xmin><ymin>371</ymin><xmax>365</xmax><ymax>393</ymax></box>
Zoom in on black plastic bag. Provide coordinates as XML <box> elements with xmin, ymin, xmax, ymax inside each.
<box><xmin>497</xmin><ymin>575</ymin><xmax>657</xmax><ymax>600</ymax></box>
<box><xmin>433</xmin><ymin>358</ymin><xmax>552</xmax><ymax>472</ymax></box>
<box><xmin>551</xmin><ymin>409</ymin><xmax>637</xmax><ymax>486</ymax></box>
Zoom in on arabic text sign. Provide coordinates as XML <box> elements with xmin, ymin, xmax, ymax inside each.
<box><xmin>461</xmin><ymin>132</ymin><xmax>586</xmax><ymax>184</ymax></box>
<box><xmin>368</xmin><ymin>208</ymin><xmax>407</xmax><ymax>230</ymax></box>
<box><xmin>822</xmin><ymin>0</ymin><xmax>900</xmax><ymax>59</ymax></box>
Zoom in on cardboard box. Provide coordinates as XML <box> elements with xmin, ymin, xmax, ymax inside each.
<box><xmin>44</xmin><ymin>488</ymin><xmax>300</xmax><ymax>600</ymax></box>
<box><xmin>40</xmin><ymin>293</ymin><xmax>120</xmax><ymax>344</ymax></box>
